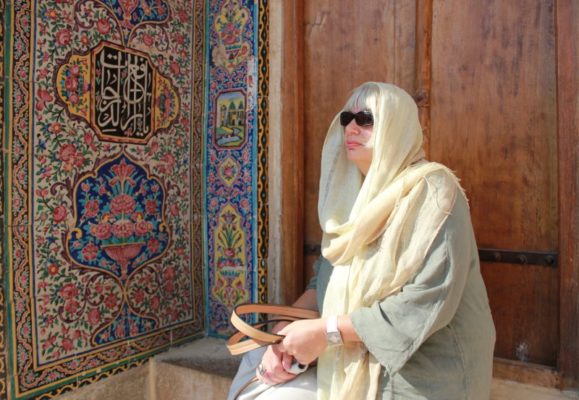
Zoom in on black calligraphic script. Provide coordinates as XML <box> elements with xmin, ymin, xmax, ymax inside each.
<box><xmin>95</xmin><ymin>45</ymin><xmax>153</xmax><ymax>139</ymax></box>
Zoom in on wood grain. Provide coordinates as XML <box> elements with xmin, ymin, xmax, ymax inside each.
<box><xmin>556</xmin><ymin>0</ymin><xmax>579</xmax><ymax>389</ymax></box>
<box><xmin>415</xmin><ymin>0</ymin><xmax>433</xmax><ymax>155</ymax></box>
<box><xmin>278</xmin><ymin>0</ymin><xmax>305</xmax><ymax>303</ymax></box>
<box><xmin>431</xmin><ymin>0</ymin><xmax>559</xmax><ymax>366</ymax></box>
<box><xmin>482</xmin><ymin>263</ymin><xmax>558</xmax><ymax>366</ymax></box>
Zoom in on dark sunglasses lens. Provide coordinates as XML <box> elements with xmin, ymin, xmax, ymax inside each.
<box><xmin>340</xmin><ymin>111</ymin><xmax>374</xmax><ymax>127</ymax></box>
<box><xmin>340</xmin><ymin>112</ymin><xmax>355</xmax><ymax>127</ymax></box>
<box><xmin>355</xmin><ymin>111</ymin><xmax>374</xmax><ymax>126</ymax></box>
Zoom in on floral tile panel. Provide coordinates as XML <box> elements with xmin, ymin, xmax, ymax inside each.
<box><xmin>204</xmin><ymin>0</ymin><xmax>269</xmax><ymax>337</ymax></box>
<box><xmin>5</xmin><ymin>0</ymin><xmax>205</xmax><ymax>398</ymax></box>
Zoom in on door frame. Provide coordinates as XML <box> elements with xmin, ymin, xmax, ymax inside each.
<box><xmin>556</xmin><ymin>0</ymin><xmax>579</xmax><ymax>390</ymax></box>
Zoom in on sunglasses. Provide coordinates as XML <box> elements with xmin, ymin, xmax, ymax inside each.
<box><xmin>339</xmin><ymin>110</ymin><xmax>374</xmax><ymax>127</ymax></box>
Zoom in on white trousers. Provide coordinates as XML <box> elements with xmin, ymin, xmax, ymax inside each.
<box><xmin>227</xmin><ymin>347</ymin><xmax>317</xmax><ymax>400</ymax></box>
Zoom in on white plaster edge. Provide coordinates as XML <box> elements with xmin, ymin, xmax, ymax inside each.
<box><xmin>267</xmin><ymin>0</ymin><xmax>284</xmax><ymax>304</ymax></box>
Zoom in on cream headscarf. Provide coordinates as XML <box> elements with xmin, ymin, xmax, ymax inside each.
<box><xmin>316</xmin><ymin>83</ymin><xmax>463</xmax><ymax>400</ymax></box>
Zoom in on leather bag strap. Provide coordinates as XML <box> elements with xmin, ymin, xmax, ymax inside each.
<box><xmin>227</xmin><ymin>304</ymin><xmax>320</xmax><ymax>355</ymax></box>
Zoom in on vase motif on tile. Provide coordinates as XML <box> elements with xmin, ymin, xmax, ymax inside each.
<box><xmin>212</xmin><ymin>204</ymin><xmax>249</xmax><ymax>331</ymax></box>
<box><xmin>66</xmin><ymin>152</ymin><xmax>170</xmax><ymax>343</ymax></box>
<box><xmin>212</xmin><ymin>0</ymin><xmax>251</xmax><ymax>73</ymax></box>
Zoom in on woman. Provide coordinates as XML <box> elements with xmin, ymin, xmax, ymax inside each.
<box><xmin>228</xmin><ymin>82</ymin><xmax>496</xmax><ymax>399</ymax></box>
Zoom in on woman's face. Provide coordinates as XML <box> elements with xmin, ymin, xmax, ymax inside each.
<box><xmin>341</xmin><ymin>107</ymin><xmax>374</xmax><ymax>175</ymax></box>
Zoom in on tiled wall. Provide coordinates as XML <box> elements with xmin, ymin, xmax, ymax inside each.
<box><xmin>203</xmin><ymin>0</ymin><xmax>268</xmax><ymax>337</ymax></box>
<box><xmin>0</xmin><ymin>0</ymin><xmax>7</xmax><ymax>397</ymax></box>
<box><xmin>1</xmin><ymin>0</ymin><xmax>268</xmax><ymax>398</ymax></box>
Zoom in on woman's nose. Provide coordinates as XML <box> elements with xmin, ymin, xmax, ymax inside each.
<box><xmin>344</xmin><ymin>122</ymin><xmax>359</xmax><ymax>135</ymax></box>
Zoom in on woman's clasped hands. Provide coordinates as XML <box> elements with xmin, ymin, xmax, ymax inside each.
<box><xmin>256</xmin><ymin>319</ymin><xmax>327</xmax><ymax>385</ymax></box>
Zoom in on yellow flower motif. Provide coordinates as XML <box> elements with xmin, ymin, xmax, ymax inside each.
<box><xmin>46</xmin><ymin>9</ymin><xmax>58</xmax><ymax>20</ymax></box>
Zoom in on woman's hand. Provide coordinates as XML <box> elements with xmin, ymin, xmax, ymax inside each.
<box><xmin>256</xmin><ymin>289</ymin><xmax>322</xmax><ymax>385</ymax></box>
<box><xmin>278</xmin><ymin>318</ymin><xmax>327</xmax><ymax>365</ymax></box>
<box><xmin>257</xmin><ymin>344</ymin><xmax>297</xmax><ymax>385</ymax></box>
<box><xmin>256</xmin><ymin>321</ymin><xmax>297</xmax><ymax>385</ymax></box>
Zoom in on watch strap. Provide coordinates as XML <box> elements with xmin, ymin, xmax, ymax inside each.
<box><xmin>326</xmin><ymin>315</ymin><xmax>343</xmax><ymax>345</ymax></box>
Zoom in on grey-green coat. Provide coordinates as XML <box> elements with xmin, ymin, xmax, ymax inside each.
<box><xmin>309</xmin><ymin>194</ymin><xmax>496</xmax><ymax>399</ymax></box>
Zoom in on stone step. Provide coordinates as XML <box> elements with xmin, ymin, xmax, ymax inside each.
<box><xmin>152</xmin><ymin>337</ymin><xmax>241</xmax><ymax>400</ymax></box>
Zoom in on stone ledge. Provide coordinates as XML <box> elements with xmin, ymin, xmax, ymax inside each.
<box><xmin>154</xmin><ymin>337</ymin><xmax>241</xmax><ymax>379</ymax></box>
<box><xmin>152</xmin><ymin>360</ymin><xmax>233</xmax><ymax>400</ymax></box>
<box><xmin>491</xmin><ymin>379</ymin><xmax>579</xmax><ymax>400</ymax></box>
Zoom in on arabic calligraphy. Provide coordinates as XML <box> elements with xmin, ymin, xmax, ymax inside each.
<box><xmin>95</xmin><ymin>44</ymin><xmax>153</xmax><ymax>139</ymax></box>
<box><xmin>56</xmin><ymin>41</ymin><xmax>179</xmax><ymax>144</ymax></box>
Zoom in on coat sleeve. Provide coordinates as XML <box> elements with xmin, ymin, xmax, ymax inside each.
<box><xmin>305</xmin><ymin>256</ymin><xmax>323</xmax><ymax>290</ymax></box>
<box><xmin>349</xmin><ymin>196</ymin><xmax>476</xmax><ymax>375</ymax></box>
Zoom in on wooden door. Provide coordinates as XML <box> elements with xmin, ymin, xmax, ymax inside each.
<box><xmin>301</xmin><ymin>0</ymin><xmax>418</xmax><ymax>281</ymax></box>
<box><xmin>430</xmin><ymin>0</ymin><xmax>558</xmax><ymax>369</ymax></box>
<box><xmin>278</xmin><ymin>0</ymin><xmax>578</xmax><ymax>389</ymax></box>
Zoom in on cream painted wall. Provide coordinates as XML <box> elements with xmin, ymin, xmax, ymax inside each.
<box><xmin>266</xmin><ymin>0</ymin><xmax>285</xmax><ymax>304</ymax></box>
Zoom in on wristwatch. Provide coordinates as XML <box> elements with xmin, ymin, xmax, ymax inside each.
<box><xmin>325</xmin><ymin>316</ymin><xmax>343</xmax><ymax>346</ymax></box>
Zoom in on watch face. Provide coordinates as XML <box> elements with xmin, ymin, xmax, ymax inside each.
<box><xmin>327</xmin><ymin>331</ymin><xmax>343</xmax><ymax>346</ymax></box>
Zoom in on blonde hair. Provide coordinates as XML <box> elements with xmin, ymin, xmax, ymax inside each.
<box><xmin>343</xmin><ymin>82</ymin><xmax>382</xmax><ymax>113</ymax></box>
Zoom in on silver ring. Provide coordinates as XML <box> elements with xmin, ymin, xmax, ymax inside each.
<box><xmin>257</xmin><ymin>363</ymin><xmax>266</xmax><ymax>376</ymax></box>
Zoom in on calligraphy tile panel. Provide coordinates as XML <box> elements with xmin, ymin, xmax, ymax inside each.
<box><xmin>4</xmin><ymin>0</ymin><xmax>206</xmax><ymax>398</ymax></box>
